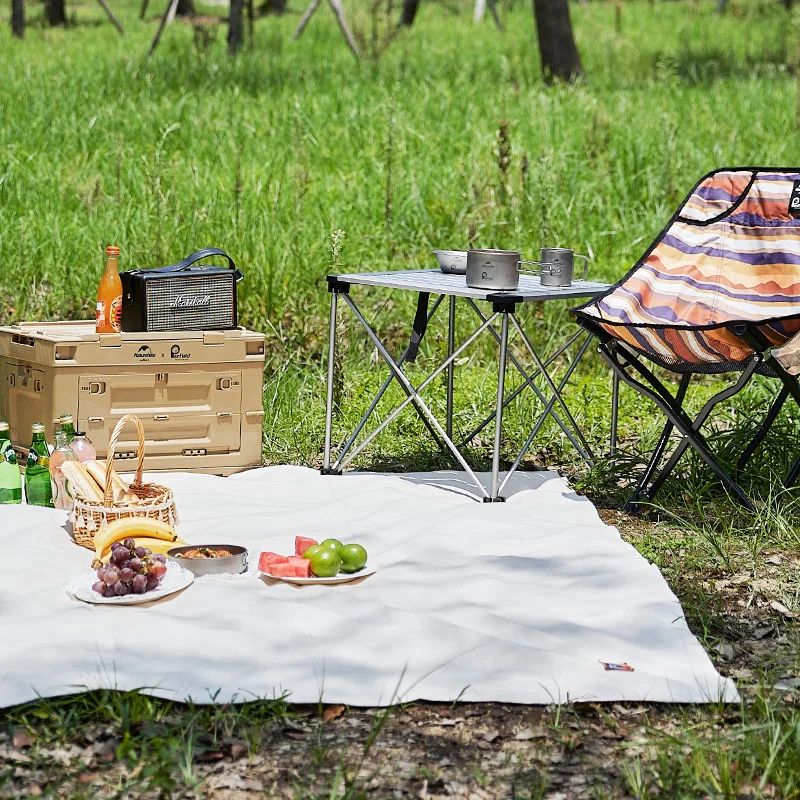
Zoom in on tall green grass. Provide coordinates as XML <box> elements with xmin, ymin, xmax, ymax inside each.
<box><xmin>1</xmin><ymin>0</ymin><xmax>799</xmax><ymax>484</ymax></box>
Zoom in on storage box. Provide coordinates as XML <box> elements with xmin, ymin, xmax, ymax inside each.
<box><xmin>0</xmin><ymin>322</ymin><xmax>266</xmax><ymax>476</ymax></box>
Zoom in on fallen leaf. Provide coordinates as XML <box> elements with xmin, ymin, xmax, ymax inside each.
<box><xmin>229</xmin><ymin>743</ymin><xmax>248</xmax><ymax>761</ymax></box>
<box><xmin>612</xmin><ymin>704</ymin><xmax>647</xmax><ymax>717</ymax></box>
<box><xmin>515</xmin><ymin>727</ymin><xmax>548</xmax><ymax>740</ymax></box>
<box><xmin>483</xmin><ymin>730</ymin><xmax>500</xmax><ymax>743</ymax></box>
<box><xmin>194</xmin><ymin>750</ymin><xmax>225</xmax><ymax>763</ymax></box>
<box><xmin>431</xmin><ymin>717</ymin><xmax>465</xmax><ymax>727</ymax></box>
<box><xmin>753</xmin><ymin>625</ymin><xmax>776</xmax><ymax>640</ymax></box>
<box><xmin>12</xmin><ymin>729</ymin><xmax>35</xmax><ymax>749</ymax></box>
<box><xmin>770</xmin><ymin>601</ymin><xmax>800</xmax><ymax>619</ymax></box>
<box><xmin>285</xmin><ymin>731</ymin><xmax>308</xmax><ymax>741</ymax></box>
<box><xmin>323</xmin><ymin>705</ymin><xmax>345</xmax><ymax>723</ymax></box>
<box><xmin>28</xmin><ymin>785</ymin><xmax>42</xmax><ymax>797</ymax></box>
<box><xmin>766</xmin><ymin>555</ymin><xmax>782</xmax><ymax>566</ymax></box>
<box><xmin>78</xmin><ymin>773</ymin><xmax>96</xmax><ymax>785</ymax></box>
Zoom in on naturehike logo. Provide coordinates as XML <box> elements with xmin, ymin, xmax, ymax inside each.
<box><xmin>790</xmin><ymin>181</ymin><xmax>800</xmax><ymax>217</ymax></box>
<box><xmin>170</xmin><ymin>295</ymin><xmax>211</xmax><ymax>310</ymax></box>
<box><xmin>170</xmin><ymin>345</ymin><xmax>190</xmax><ymax>361</ymax></box>
<box><xmin>134</xmin><ymin>345</ymin><xmax>156</xmax><ymax>359</ymax></box>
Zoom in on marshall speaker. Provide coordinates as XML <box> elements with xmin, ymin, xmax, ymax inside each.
<box><xmin>121</xmin><ymin>248</ymin><xmax>243</xmax><ymax>333</ymax></box>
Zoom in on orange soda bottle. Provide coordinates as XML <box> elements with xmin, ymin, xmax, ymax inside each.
<box><xmin>96</xmin><ymin>246</ymin><xmax>123</xmax><ymax>334</ymax></box>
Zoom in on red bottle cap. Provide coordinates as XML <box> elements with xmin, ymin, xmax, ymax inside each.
<box><xmin>106</xmin><ymin>246</ymin><xmax>120</xmax><ymax>255</ymax></box>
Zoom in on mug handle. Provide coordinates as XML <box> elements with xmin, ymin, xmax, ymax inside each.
<box><xmin>517</xmin><ymin>259</ymin><xmax>550</xmax><ymax>276</ymax></box>
<box><xmin>575</xmin><ymin>254</ymin><xmax>590</xmax><ymax>281</ymax></box>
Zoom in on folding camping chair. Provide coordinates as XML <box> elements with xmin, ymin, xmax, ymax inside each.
<box><xmin>573</xmin><ymin>167</ymin><xmax>800</xmax><ymax>511</ymax></box>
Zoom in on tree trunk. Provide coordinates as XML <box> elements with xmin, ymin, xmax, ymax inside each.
<box><xmin>11</xmin><ymin>0</ymin><xmax>24</xmax><ymax>35</ymax></box>
<box><xmin>399</xmin><ymin>0</ymin><xmax>419</xmax><ymax>26</ymax></box>
<box><xmin>259</xmin><ymin>0</ymin><xmax>287</xmax><ymax>14</ymax></box>
<box><xmin>228</xmin><ymin>0</ymin><xmax>244</xmax><ymax>52</ymax></box>
<box><xmin>531</xmin><ymin>0</ymin><xmax>582</xmax><ymax>82</ymax></box>
<box><xmin>45</xmin><ymin>0</ymin><xmax>67</xmax><ymax>25</ymax></box>
<box><xmin>176</xmin><ymin>0</ymin><xmax>195</xmax><ymax>15</ymax></box>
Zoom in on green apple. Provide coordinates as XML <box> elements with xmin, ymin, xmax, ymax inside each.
<box><xmin>339</xmin><ymin>543</ymin><xmax>368</xmax><ymax>574</ymax></box>
<box><xmin>309</xmin><ymin>549</ymin><xmax>342</xmax><ymax>578</ymax></box>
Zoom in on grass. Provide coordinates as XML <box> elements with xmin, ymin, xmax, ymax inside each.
<box><xmin>3</xmin><ymin>0</ymin><xmax>800</xmax><ymax>796</ymax></box>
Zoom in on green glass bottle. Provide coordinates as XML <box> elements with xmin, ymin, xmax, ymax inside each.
<box><xmin>0</xmin><ymin>422</ymin><xmax>22</xmax><ymax>504</ymax></box>
<box><xmin>25</xmin><ymin>423</ymin><xmax>53</xmax><ymax>507</ymax></box>
<box><xmin>59</xmin><ymin>414</ymin><xmax>76</xmax><ymax>442</ymax></box>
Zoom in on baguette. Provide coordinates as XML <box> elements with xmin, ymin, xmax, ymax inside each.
<box><xmin>84</xmin><ymin>460</ymin><xmax>139</xmax><ymax>504</ymax></box>
<box><xmin>61</xmin><ymin>461</ymin><xmax>104</xmax><ymax>503</ymax></box>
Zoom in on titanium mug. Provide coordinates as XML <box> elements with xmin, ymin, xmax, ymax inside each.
<box><xmin>465</xmin><ymin>249</ymin><xmax>543</xmax><ymax>291</ymax></box>
<box><xmin>535</xmin><ymin>248</ymin><xmax>590</xmax><ymax>287</ymax></box>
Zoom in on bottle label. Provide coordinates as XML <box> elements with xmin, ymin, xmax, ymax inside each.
<box><xmin>0</xmin><ymin>443</ymin><xmax>16</xmax><ymax>465</ymax></box>
<box><xmin>110</xmin><ymin>296</ymin><xmax>122</xmax><ymax>333</ymax></box>
<box><xmin>96</xmin><ymin>301</ymin><xmax>105</xmax><ymax>328</ymax></box>
<box><xmin>27</xmin><ymin>450</ymin><xmax>48</xmax><ymax>469</ymax></box>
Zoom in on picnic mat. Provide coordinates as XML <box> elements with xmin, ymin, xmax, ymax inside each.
<box><xmin>0</xmin><ymin>466</ymin><xmax>738</xmax><ymax>708</ymax></box>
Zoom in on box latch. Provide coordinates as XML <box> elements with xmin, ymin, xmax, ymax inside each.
<box><xmin>203</xmin><ymin>332</ymin><xmax>225</xmax><ymax>346</ymax></box>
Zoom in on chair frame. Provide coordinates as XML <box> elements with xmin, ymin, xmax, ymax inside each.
<box><xmin>577</xmin><ymin>315</ymin><xmax>800</xmax><ymax>511</ymax></box>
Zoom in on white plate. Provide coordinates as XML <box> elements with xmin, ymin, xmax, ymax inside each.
<box><xmin>260</xmin><ymin>569</ymin><xmax>376</xmax><ymax>586</ymax></box>
<box><xmin>67</xmin><ymin>563</ymin><xmax>195</xmax><ymax>605</ymax></box>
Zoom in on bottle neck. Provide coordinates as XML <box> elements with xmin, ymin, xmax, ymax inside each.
<box><xmin>104</xmin><ymin>255</ymin><xmax>119</xmax><ymax>275</ymax></box>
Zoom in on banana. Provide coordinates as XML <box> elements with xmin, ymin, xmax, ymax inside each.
<box><xmin>99</xmin><ymin>536</ymin><xmax>186</xmax><ymax>564</ymax></box>
<box><xmin>91</xmin><ymin>517</ymin><xmax>179</xmax><ymax>566</ymax></box>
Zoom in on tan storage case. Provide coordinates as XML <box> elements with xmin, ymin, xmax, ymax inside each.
<box><xmin>0</xmin><ymin>322</ymin><xmax>265</xmax><ymax>476</ymax></box>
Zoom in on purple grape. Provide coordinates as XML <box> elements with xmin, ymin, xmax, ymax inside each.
<box><xmin>113</xmin><ymin>581</ymin><xmax>129</xmax><ymax>596</ymax></box>
<box><xmin>152</xmin><ymin>554</ymin><xmax>166</xmax><ymax>564</ymax></box>
<box><xmin>128</xmin><ymin>558</ymin><xmax>142</xmax><ymax>573</ymax></box>
<box><xmin>119</xmin><ymin>559</ymin><xmax>131</xmax><ymax>571</ymax></box>
<box><xmin>112</xmin><ymin>547</ymin><xmax>128</xmax><ymax>565</ymax></box>
<box><xmin>123</xmin><ymin>538</ymin><xmax>136</xmax><ymax>549</ymax></box>
<box><xmin>145</xmin><ymin>574</ymin><xmax>160</xmax><ymax>592</ymax></box>
<box><xmin>134</xmin><ymin>547</ymin><xmax>147</xmax><ymax>559</ymax></box>
<box><xmin>96</xmin><ymin>568</ymin><xmax>106</xmax><ymax>582</ymax></box>
<box><xmin>103</xmin><ymin>586</ymin><xmax>116</xmax><ymax>598</ymax></box>
<box><xmin>92</xmin><ymin>581</ymin><xmax>107</xmax><ymax>595</ymax></box>
<box><xmin>150</xmin><ymin>562</ymin><xmax>167</xmax><ymax>579</ymax></box>
<box><xmin>119</xmin><ymin>567</ymin><xmax>134</xmax><ymax>583</ymax></box>
<box><xmin>104</xmin><ymin>567</ymin><xmax>120</xmax><ymax>585</ymax></box>
<box><xmin>132</xmin><ymin>574</ymin><xmax>147</xmax><ymax>594</ymax></box>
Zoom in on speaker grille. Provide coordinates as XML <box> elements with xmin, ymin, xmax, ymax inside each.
<box><xmin>144</xmin><ymin>275</ymin><xmax>235</xmax><ymax>331</ymax></box>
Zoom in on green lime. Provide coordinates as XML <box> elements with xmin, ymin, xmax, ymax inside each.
<box><xmin>302</xmin><ymin>545</ymin><xmax>324</xmax><ymax>559</ymax></box>
<box><xmin>320</xmin><ymin>538</ymin><xmax>343</xmax><ymax>553</ymax></box>
<box><xmin>339</xmin><ymin>543</ymin><xmax>368</xmax><ymax>574</ymax></box>
<box><xmin>309</xmin><ymin>549</ymin><xmax>342</xmax><ymax>578</ymax></box>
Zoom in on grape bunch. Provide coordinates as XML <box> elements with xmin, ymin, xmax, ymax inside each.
<box><xmin>92</xmin><ymin>538</ymin><xmax>168</xmax><ymax>598</ymax></box>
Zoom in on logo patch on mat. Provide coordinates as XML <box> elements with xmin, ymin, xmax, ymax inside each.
<box><xmin>790</xmin><ymin>181</ymin><xmax>800</xmax><ymax>217</ymax></box>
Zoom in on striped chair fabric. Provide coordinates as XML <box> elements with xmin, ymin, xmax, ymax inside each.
<box><xmin>575</xmin><ymin>168</ymin><xmax>800</xmax><ymax>372</ymax></box>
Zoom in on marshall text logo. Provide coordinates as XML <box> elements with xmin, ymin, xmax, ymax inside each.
<box><xmin>170</xmin><ymin>295</ymin><xmax>211</xmax><ymax>310</ymax></box>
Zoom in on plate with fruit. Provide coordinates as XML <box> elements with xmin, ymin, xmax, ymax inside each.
<box><xmin>67</xmin><ymin>537</ymin><xmax>194</xmax><ymax>605</ymax></box>
<box><xmin>259</xmin><ymin>537</ymin><xmax>374</xmax><ymax>585</ymax></box>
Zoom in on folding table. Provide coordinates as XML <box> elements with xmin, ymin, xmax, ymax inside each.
<box><xmin>322</xmin><ymin>269</ymin><xmax>615</xmax><ymax>501</ymax></box>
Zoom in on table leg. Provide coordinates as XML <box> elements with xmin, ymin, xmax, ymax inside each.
<box><xmin>490</xmin><ymin>313</ymin><xmax>510</xmax><ymax>501</ymax></box>
<box><xmin>610</xmin><ymin>372</ymin><xmax>619</xmax><ymax>456</ymax></box>
<box><xmin>446</xmin><ymin>295</ymin><xmax>456</xmax><ymax>440</ymax></box>
<box><xmin>322</xmin><ymin>290</ymin><xmax>339</xmax><ymax>473</ymax></box>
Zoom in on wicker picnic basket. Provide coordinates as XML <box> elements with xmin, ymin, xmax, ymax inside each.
<box><xmin>71</xmin><ymin>414</ymin><xmax>178</xmax><ymax>549</ymax></box>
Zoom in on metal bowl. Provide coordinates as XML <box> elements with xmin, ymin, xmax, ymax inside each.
<box><xmin>167</xmin><ymin>544</ymin><xmax>248</xmax><ymax>577</ymax></box>
<box><xmin>433</xmin><ymin>250</ymin><xmax>468</xmax><ymax>274</ymax></box>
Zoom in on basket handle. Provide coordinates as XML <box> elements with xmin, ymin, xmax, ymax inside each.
<box><xmin>105</xmin><ymin>414</ymin><xmax>146</xmax><ymax>507</ymax></box>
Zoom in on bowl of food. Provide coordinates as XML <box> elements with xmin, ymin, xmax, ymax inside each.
<box><xmin>433</xmin><ymin>250</ymin><xmax>467</xmax><ymax>275</ymax></box>
<box><xmin>167</xmin><ymin>544</ymin><xmax>248</xmax><ymax>577</ymax></box>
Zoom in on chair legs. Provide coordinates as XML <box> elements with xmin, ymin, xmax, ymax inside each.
<box><xmin>596</xmin><ymin>340</ymin><xmax>758</xmax><ymax>512</ymax></box>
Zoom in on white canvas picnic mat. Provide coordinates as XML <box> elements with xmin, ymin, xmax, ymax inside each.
<box><xmin>0</xmin><ymin>466</ymin><xmax>738</xmax><ymax>707</ymax></box>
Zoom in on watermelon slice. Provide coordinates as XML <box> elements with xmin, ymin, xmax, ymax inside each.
<box><xmin>295</xmin><ymin>536</ymin><xmax>319</xmax><ymax>557</ymax></box>
<box><xmin>258</xmin><ymin>552</ymin><xmax>290</xmax><ymax>572</ymax></box>
<box><xmin>267</xmin><ymin>562</ymin><xmax>296</xmax><ymax>578</ymax></box>
<box><xmin>288</xmin><ymin>556</ymin><xmax>311</xmax><ymax>578</ymax></box>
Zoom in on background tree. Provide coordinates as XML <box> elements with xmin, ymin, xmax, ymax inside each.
<box><xmin>399</xmin><ymin>0</ymin><xmax>420</xmax><ymax>26</ymax></box>
<box><xmin>229</xmin><ymin>0</ymin><xmax>244</xmax><ymax>51</ymax></box>
<box><xmin>11</xmin><ymin>0</ymin><xmax>24</xmax><ymax>36</ymax></box>
<box><xmin>45</xmin><ymin>0</ymin><xmax>67</xmax><ymax>26</ymax></box>
<box><xmin>176</xmin><ymin>0</ymin><xmax>196</xmax><ymax>16</ymax></box>
<box><xmin>532</xmin><ymin>0</ymin><xmax>582</xmax><ymax>82</ymax></box>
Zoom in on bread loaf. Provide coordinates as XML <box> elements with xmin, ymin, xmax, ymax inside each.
<box><xmin>84</xmin><ymin>460</ymin><xmax>139</xmax><ymax>504</ymax></box>
<box><xmin>61</xmin><ymin>461</ymin><xmax>104</xmax><ymax>503</ymax></box>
